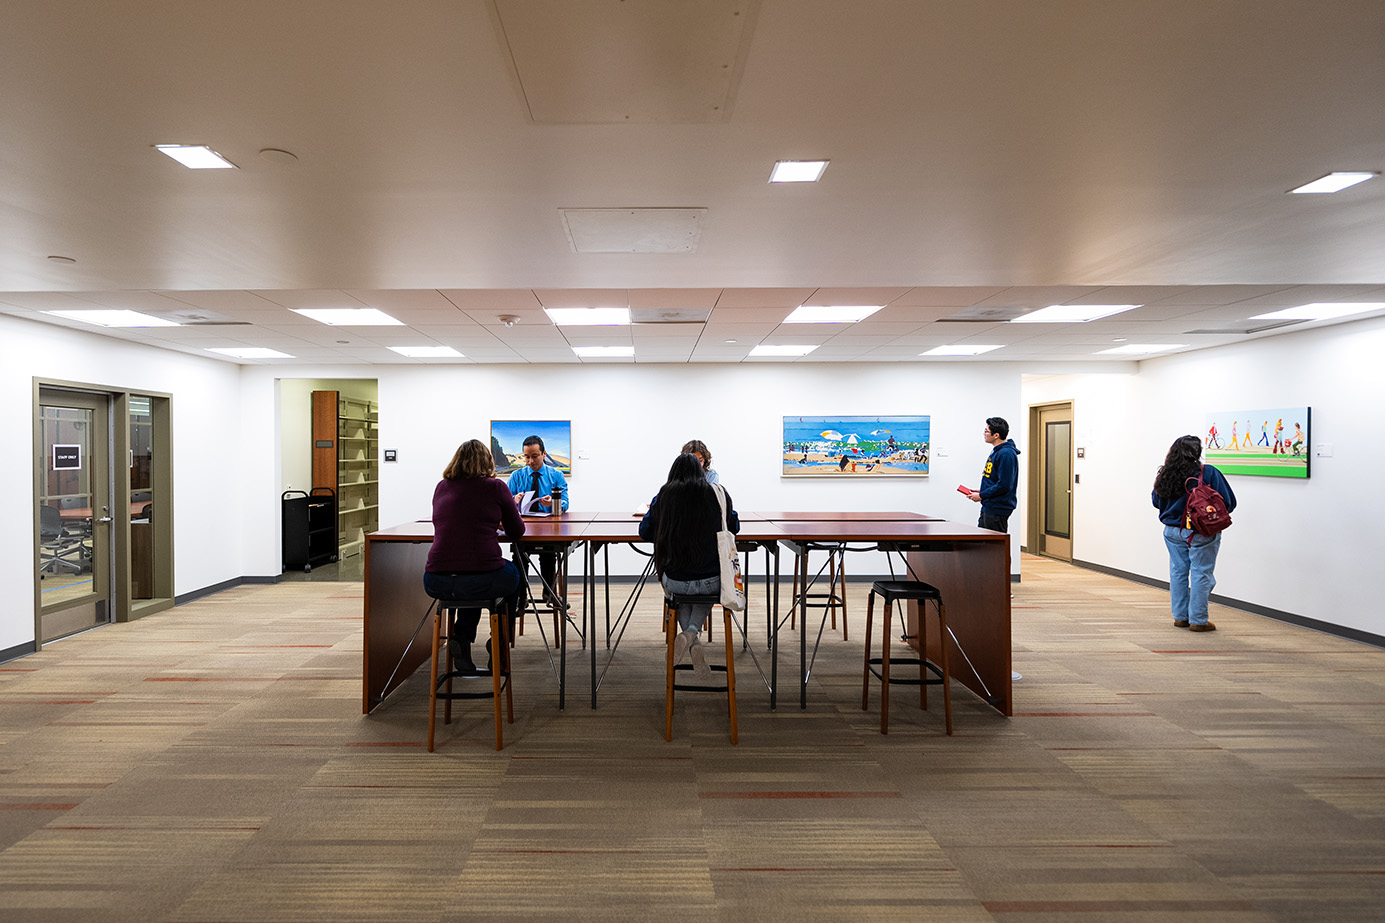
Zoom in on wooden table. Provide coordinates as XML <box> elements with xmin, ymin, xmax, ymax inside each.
<box><xmin>363</xmin><ymin>513</ymin><xmax>1011</xmax><ymax>717</ymax></box>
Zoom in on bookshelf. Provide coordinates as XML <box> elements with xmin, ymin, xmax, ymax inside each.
<box><xmin>312</xmin><ymin>390</ymin><xmax>379</xmax><ymax>559</ymax></box>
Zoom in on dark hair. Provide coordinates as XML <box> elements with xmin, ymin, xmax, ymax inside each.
<box><xmin>1153</xmin><ymin>435</ymin><xmax>1203</xmax><ymax>498</ymax></box>
<box><xmin>651</xmin><ymin>454</ymin><xmax>719</xmax><ymax>579</ymax></box>
<box><xmin>443</xmin><ymin>439</ymin><xmax>495</xmax><ymax>480</ymax></box>
<box><xmin>522</xmin><ymin>435</ymin><xmax>545</xmax><ymax>452</ymax></box>
<box><xmin>681</xmin><ymin>439</ymin><xmax>712</xmax><ymax>469</ymax></box>
<box><xmin>985</xmin><ymin>416</ymin><xmax>1009</xmax><ymax>440</ymax></box>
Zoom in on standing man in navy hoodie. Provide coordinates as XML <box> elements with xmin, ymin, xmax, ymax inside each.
<box><xmin>969</xmin><ymin>416</ymin><xmax>1020</xmax><ymax>532</ymax></box>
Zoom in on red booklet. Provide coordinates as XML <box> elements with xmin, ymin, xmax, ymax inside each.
<box><xmin>956</xmin><ymin>484</ymin><xmax>973</xmax><ymax>495</ymax></box>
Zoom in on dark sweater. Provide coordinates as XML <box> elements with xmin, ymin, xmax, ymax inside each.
<box><xmin>426</xmin><ymin>476</ymin><xmax>525</xmax><ymax>573</ymax></box>
<box><xmin>638</xmin><ymin>487</ymin><xmax>739</xmax><ymax>581</ymax></box>
<box><xmin>978</xmin><ymin>439</ymin><xmax>1020</xmax><ymax>514</ymax></box>
<box><xmin>1152</xmin><ymin>464</ymin><xmax>1237</xmax><ymax>526</ymax></box>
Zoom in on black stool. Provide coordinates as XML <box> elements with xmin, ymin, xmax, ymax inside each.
<box><xmin>790</xmin><ymin>547</ymin><xmax>849</xmax><ymax>640</ymax></box>
<box><xmin>428</xmin><ymin>597</ymin><xmax>513</xmax><ymax>751</ymax></box>
<box><xmin>861</xmin><ymin>580</ymin><xmax>952</xmax><ymax>735</ymax></box>
<box><xmin>664</xmin><ymin>594</ymin><xmax>738</xmax><ymax>745</ymax></box>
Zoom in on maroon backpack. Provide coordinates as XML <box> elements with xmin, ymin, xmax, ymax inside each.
<box><xmin>1184</xmin><ymin>467</ymin><xmax>1232</xmax><ymax>540</ymax></box>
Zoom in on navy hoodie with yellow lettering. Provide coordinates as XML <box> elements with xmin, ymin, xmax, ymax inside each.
<box><xmin>978</xmin><ymin>439</ymin><xmax>1020</xmax><ymax>514</ymax></box>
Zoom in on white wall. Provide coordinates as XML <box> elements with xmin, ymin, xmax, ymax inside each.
<box><xmin>237</xmin><ymin>360</ymin><xmax>1025</xmax><ymax>580</ymax></box>
<box><xmin>1022</xmin><ymin>313</ymin><xmax>1385</xmax><ymax>638</ymax></box>
<box><xmin>2</xmin><ymin>314</ymin><xmax>244</xmax><ymax>652</ymax></box>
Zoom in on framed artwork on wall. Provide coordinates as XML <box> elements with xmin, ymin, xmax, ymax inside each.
<box><xmin>1203</xmin><ymin>407</ymin><xmax>1310</xmax><ymax>478</ymax></box>
<box><xmin>490</xmin><ymin>420</ymin><xmax>572</xmax><ymax>476</ymax></box>
<box><xmin>782</xmin><ymin>415</ymin><xmax>930</xmax><ymax>477</ymax></box>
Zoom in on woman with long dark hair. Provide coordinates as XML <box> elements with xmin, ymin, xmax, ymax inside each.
<box><xmin>1151</xmin><ymin>435</ymin><xmax>1236</xmax><ymax>632</ymax></box>
<box><xmin>639</xmin><ymin>453</ymin><xmax>739</xmax><ymax>677</ymax></box>
<box><xmin>425</xmin><ymin>439</ymin><xmax>526</xmax><ymax>673</ymax></box>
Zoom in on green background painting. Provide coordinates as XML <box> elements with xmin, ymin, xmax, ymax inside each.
<box><xmin>1203</xmin><ymin>407</ymin><xmax>1310</xmax><ymax>478</ymax></box>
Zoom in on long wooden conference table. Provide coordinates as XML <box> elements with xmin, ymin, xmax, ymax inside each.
<box><xmin>362</xmin><ymin>511</ymin><xmax>1011</xmax><ymax>718</ymax></box>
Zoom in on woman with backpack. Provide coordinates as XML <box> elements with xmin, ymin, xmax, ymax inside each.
<box><xmin>1152</xmin><ymin>435</ymin><xmax>1237</xmax><ymax>632</ymax></box>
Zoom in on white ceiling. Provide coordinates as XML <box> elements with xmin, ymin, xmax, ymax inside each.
<box><xmin>2</xmin><ymin>1</ymin><xmax>1383</xmax><ymax>365</ymax></box>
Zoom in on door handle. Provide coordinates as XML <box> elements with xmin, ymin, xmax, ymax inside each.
<box><xmin>97</xmin><ymin>516</ymin><xmax>113</xmax><ymax>523</ymax></box>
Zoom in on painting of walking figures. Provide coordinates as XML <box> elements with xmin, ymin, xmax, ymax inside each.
<box><xmin>782</xmin><ymin>415</ymin><xmax>930</xmax><ymax>477</ymax></box>
<box><xmin>1203</xmin><ymin>407</ymin><xmax>1310</xmax><ymax>478</ymax></box>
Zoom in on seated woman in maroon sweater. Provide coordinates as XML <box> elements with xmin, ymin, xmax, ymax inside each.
<box><xmin>424</xmin><ymin>439</ymin><xmax>526</xmax><ymax>674</ymax></box>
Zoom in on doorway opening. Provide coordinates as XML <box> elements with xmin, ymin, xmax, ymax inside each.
<box><xmin>1027</xmin><ymin>401</ymin><xmax>1073</xmax><ymax>562</ymax></box>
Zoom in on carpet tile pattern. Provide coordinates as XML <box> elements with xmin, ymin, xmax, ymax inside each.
<box><xmin>1</xmin><ymin>554</ymin><xmax>1382</xmax><ymax>922</ymax></box>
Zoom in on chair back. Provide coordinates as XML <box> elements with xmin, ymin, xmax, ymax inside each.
<box><xmin>40</xmin><ymin>504</ymin><xmax>64</xmax><ymax>539</ymax></box>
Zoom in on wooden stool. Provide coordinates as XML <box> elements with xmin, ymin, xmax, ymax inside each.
<box><xmin>790</xmin><ymin>547</ymin><xmax>848</xmax><ymax>640</ymax></box>
<box><xmin>664</xmin><ymin>594</ymin><xmax>738</xmax><ymax>745</ymax></box>
<box><xmin>861</xmin><ymin>580</ymin><xmax>951</xmax><ymax>735</ymax></box>
<box><xmin>428</xmin><ymin>597</ymin><xmax>513</xmax><ymax>752</ymax></box>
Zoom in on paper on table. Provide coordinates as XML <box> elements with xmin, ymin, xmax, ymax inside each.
<box><xmin>518</xmin><ymin>490</ymin><xmax>551</xmax><ymax>516</ymax></box>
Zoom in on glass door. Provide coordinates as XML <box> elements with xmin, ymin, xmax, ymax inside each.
<box><xmin>37</xmin><ymin>389</ymin><xmax>113</xmax><ymax>642</ymax></box>
<box><xmin>1033</xmin><ymin>403</ymin><xmax>1074</xmax><ymax>561</ymax></box>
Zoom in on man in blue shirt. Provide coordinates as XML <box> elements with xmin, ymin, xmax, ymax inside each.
<box><xmin>507</xmin><ymin>436</ymin><xmax>569</xmax><ymax>605</ymax></box>
<box><xmin>969</xmin><ymin>416</ymin><xmax>1020</xmax><ymax>533</ymax></box>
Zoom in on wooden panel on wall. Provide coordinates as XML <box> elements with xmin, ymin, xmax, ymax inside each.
<box><xmin>311</xmin><ymin>390</ymin><xmax>338</xmax><ymax>492</ymax></box>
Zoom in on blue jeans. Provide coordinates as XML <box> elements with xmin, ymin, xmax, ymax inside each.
<box><xmin>1162</xmin><ymin>525</ymin><xmax>1221</xmax><ymax>626</ymax></box>
<box><xmin>661</xmin><ymin>575</ymin><xmax>720</xmax><ymax>632</ymax></box>
<box><xmin>423</xmin><ymin>561</ymin><xmax>523</xmax><ymax>643</ymax></box>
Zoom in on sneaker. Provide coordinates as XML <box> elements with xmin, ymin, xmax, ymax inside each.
<box><xmin>689</xmin><ymin>640</ymin><xmax>711</xmax><ymax>680</ymax></box>
<box><xmin>672</xmin><ymin>629</ymin><xmax>695</xmax><ymax>664</ymax></box>
<box><xmin>1189</xmin><ymin>622</ymin><xmax>1217</xmax><ymax>632</ymax></box>
<box><xmin>1173</xmin><ymin>620</ymin><xmax>1189</xmax><ymax>628</ymax></box>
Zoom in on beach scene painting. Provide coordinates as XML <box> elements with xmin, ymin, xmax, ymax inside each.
<box><xmin>490</xmin><ymin>420</ymin><xmax>573</xmax><ymax>477</ymax></box>
<box><xmin>1203</xmin><ymin>407</ymin><xmax>1310</xmax><ymax>478</ymax></box>
<box><xmin>782</xmin><ymin>415</ymin><xmax>930</xmax><ymax>477</ymax></box>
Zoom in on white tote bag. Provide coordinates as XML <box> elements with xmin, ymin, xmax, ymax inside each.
<box><xmin>713</xmin><ymin>485</ymin><xmax>746</xmax><ymax>610</ymax></box>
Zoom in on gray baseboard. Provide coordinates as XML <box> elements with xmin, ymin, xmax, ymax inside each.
<box><xmin>175</xmin><ymin>574</ymin><xmax>279</xmax><ymax>606</ymax></box>
<box><xmin>0</xmin><ymin>640</ymin><xmax>38</xmax><ymax>665</ymax></box>
<box><xmin>1071</xmin><ymin>558</ymin><xmax>1385</xmax><ymax>650</ymax></box>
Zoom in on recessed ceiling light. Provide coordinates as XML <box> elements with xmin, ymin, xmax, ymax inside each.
<box><xmin>572</xmin><ymin>345</ymin><xmax>635</xmax><ymax>357</ymax></box>
<box><xmin>769</xmin><ymin>160</ymin><xmax>829</xmax><ymax>183</ymax></box>
<box><xmin>207</xmin><ymin>347</ymin><xmax>295</xmax><ymax>359</ymax></box>
<box><xmin>1011</xmin><ymin>304</ymin><xmax>1141</xmax><ymax>323</ymax></box>
<box><xmin>1248</xmin><ymin>302</ymin><xmax>1385</xmax><ymax>321</ymax></box>
<box><xmin>44</xmin><ymin>309</ymin><xmax>180</xmax><ymax>327</ymax></box>
<box><xmin>545</xmin><ymin>307</ymin><xmax>630</xmax><ymax>326</ymax></box>
<box><xmin>389</xmin><ymin>345</ymin><xmax>463</xmax><ymax>358</ymax></box>
<box><xmin>154</xmin><ymin>144</ymin><xmax>237</xmax><ymax>169</ymax></box>
<box><xmin>46</xmin><ymin>255</ymin><xmax>76</xmax><ymax>264</ymax></box>
<box><xmin>782</xmin><ymin>305</ymin><xmax>883</xmax><ymax>323</ymax></box>
<box><xmin>920</xmin><ymin>344</ymin><xmax>1003</xmax><ymax>356</ymax></box>
<box><xmin>724</xmin><ymin>339</ymin><xmax>738</xmax><ymax>344</ymax></box>
<box><xmin>291</xmin><ymin>308</ymin><xmax>403</xmax><ymax>326</ymax></box>
<box><xmin>1288</xmin><ymin>172</ymin><xmax>1375</xmax><ymax>194</ymax></box>
<box><xmin>749</xmin><ymin>344</ymin><xmax>818</xmax><ymax>357</ymax></box>
<box><xmin>258</xmin><ymin>148</ymin><xmax>298</xmax><ymax>166</ymax></box>
<box><xmin>1095</xmin><ymin>344</ymin><xmax>1186</xmax><ymax>355</ymax></box>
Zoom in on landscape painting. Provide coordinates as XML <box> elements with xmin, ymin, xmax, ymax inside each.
<box><xmin>1203</xmin><ymin>407</ymin><xmax>1310</xmax><ymax>478</ymax></box>
<box><xmin>490</xmin><ymin>420</ymin><xmax>573</xmax><ymax>476</ymax></box>
<box><xmin>782</xmin><ymin>415</ymin><xmax>929</xmax><ymax>477</ymax></box>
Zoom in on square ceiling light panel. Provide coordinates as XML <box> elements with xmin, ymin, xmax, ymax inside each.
<box><xmin>291</xmin><ymin>308</ymin><xmax>403</xmax><ymax>325</ymax></box>
<box><xmin>560</xmin><ymin>208</ymin><xmax>706</xmax><ymax>253</ymax></box>
<box><xmin>545</xmin><ymin>307</ymin><xmax>631</xmax><ymax>325</ymax></box>
<box><xmin>207</xmin><ymin>347</ymin><xmax>296</xmax><ymax>359</ymax></box>
<box><xmin>1011</xmin><ymin>304</ymin><xmax>1141</xmax><ymax>323</ymax></box>
<box><xmin>1288</xmin><ymin>172</ymin><xmax>1374</xmax><ymax>194</ymax></box>
<box><xmin>783</xmin><ymin>304</ymin><xmax>882</xmax><ymax>323</ymax></box>
<box><xmin>44</xmin><ymin>310</ymin><xmax>181</xmax><ymax>327</ymax></box>
<box><xmin>920</xmin><ymin>345</ymin><xmax>1003</xmax><ymax>356</ymax></box>
<box><xmin>1249</xmin><ymin>302</ymin><xmax>1385</xmax><ymax>321</ymax></box>
<box><xmin>154</xmin><ymin>144</ymin><xmax>236</xmax><ymax>169</ymax></box>
<box><xmin>769</xmin><ymin>160</ymin><xmax>829</xmax><ymax>183</ymax></box>
<box><xmin>388</xmin><ymin>346</ymin><xmax>464</xmax><ymax>358</ymax></box>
